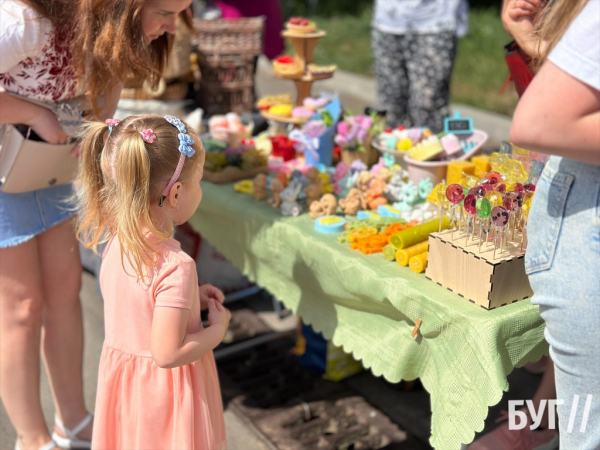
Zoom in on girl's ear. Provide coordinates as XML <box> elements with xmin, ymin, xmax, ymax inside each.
<box><xmin>167</xmin><ymin>182</ymin><xmax>183</xmax><ymax>210</ymax></box>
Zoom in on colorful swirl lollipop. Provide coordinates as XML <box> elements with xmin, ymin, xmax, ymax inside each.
<box><xmin>446</xmin><ymin>184</ymin><xmax>465</xmax><ymax>239</ymax></box>
<box><xmin>463</xmin><ymin>193</ymin><xmax>477</xmax><ymax>246</ymax></box>
<box><xmin>476</xmin><ymin>197</ymin><xmax>492</xmax><ymax>252</ymax></box>
<box><xmin>491</xmin><ymin>206</ymin><xmax>511</xmax><ymax>259</ymax></box>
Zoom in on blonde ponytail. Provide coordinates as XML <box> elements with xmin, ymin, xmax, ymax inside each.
<box><xmin>76</xmin><ymin>115</ymin><xmax>203</xmax><ymax>281</ymax></box>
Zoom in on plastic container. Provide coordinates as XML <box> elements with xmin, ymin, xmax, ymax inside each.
<box><xmin>403</xmin><ymin>129</ymin><xmax>488</xmax><ymax>185</ymax></box>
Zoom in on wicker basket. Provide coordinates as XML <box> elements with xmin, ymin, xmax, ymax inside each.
<box><xmin>191</xmin><ymin>17</ymin><xmax>265</xmax><ymax>56</ymax></box>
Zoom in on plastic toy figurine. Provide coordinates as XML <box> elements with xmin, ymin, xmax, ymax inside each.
<box><xmin>253</xmin><ymin>174</ymin><xmax>268</xmax><ymax>201</ymax></box>
<box><xmin>364</xmin><ymin>178</ymin><xmax>388</xmax><ymax>210</ymax></box>
<box><xmin>384</xmin><ymin>167</ymin><xmax>406</xmax><ymax>202</ymax></box>
<box><xmin>268</xmin><ymin>178</ymin><xmax>284</xmax><ymax>208</ymax></box>
<box><xmin>309</xmin><ymin>193</ymin><xmax>338</xmax><ymax>219</ymax></box>
<box><xmin>356</xmin><ymin>170</ymin><xmax>374</xmax><ymax>193</ymax></box>
<box><xmin>339</xmin><ymin>188</ymin><xmax>364</xmax><ymax>215</ymax></box>
<box><xmin>280</xmin><ymin>181</ymin><xmax>303</xmax><ymax>216</ymax></box>
<box><xmin>304</xmin><ymin>183</ymin><xmax>322</xmax><ymax>208</ymax></box>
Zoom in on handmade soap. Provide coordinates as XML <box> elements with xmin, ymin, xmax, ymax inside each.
<box><xmin>396</xmin><ymin>241</ymin><xmax>429</xmax><ymax>266</ymax></box>
<box><xmin>390</xmin><ymin>217</ymin><xmax>450</xmax><ymax>250</ymax></box>
<box><xmin>472</xmin><ymin>155</ymin><xmax>491</xmax><ymax>179</ymax></box>
<box><xmin>409</xmin><ymin>251</ymin><xmax>428</xmax><ymax>273</ymax></box>
<box><xmin>446</xmin><ymin>160</ymin><xmax>476</xmax><ymax>185</ymax></box>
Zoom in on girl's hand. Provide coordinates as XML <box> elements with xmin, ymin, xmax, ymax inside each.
<box><xmin>508</xmin><ymin>0</ymin><xmax>545</xmax><ymax>20</ymax></box>
<box><xmin>30</xmin><ymin>108</ymin><xmax>69</xmax><ymax>144</ymax></box>
<box><xmin>199</xmin><ymin>284</ymin><xmax>225</xmax><ymax>310</ymax></box>
<box><xmin>208</xmin><ymin>299</ymin><xmax>231</xmax><ymax>337</ymax></box>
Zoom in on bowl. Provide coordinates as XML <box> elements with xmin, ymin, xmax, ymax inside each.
<box><xmin>403</xmin><ymin>129</ymin><xmax>488</xmax><ymax>185</ymax></box>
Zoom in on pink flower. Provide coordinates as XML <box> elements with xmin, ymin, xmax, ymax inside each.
<box><xmin>140</xmin><ymin>128</ymin><xmax>156</xmax><ymax>144</ymax></box>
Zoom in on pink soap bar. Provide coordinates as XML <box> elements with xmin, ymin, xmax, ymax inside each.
<box><xmin>441</xmin><ymin>134</ymin><xmax>463</xmax><ymax>156</ymax></box>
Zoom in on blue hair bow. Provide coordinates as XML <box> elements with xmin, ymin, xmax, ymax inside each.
<box><xmin>164</xmin><ymin>115</ymin><xmax>195</xmax><ymax>157</ymax></box>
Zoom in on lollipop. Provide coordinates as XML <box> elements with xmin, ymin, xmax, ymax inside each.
<box><xmin>469</xmin><ymin>186</ymin><xmax>486</xmax><ymax>198</ymax></box>
<box><xmin>463</xmin><ymin>193</ymin><xmax>477</xmax><ymax>246</ymax></box>
<box><xmin>476</xmin><ymin>197</ymin><xmax>492</xmax><ymax>253</ymax></box>
<box><xmin>436</xmin><ymin>181</ymin><xmax>449</xmax><ymax>232</ymax></box>
<box><xmin>446</xmin><ymin>184</ymin><xmax>465</xmax><ymax>240</ymax></box>
<box><xmin>491</xmin><ymin>206</ymin><xmax>511</xmax><ymax>260</ymax></box>
<box><xmin>504</xmin><ymin>191</ymin><xmax>524</xmax><ymax>240</ymax></box>
<box><xmin>460</xmin><ymin>175</ymin><xmax>480</xmax><ymax>189</ymax></box>
<box><xmin>485</xmin><ymin>190</ymin><xmax>503</xmax><ymax>208</ymax></box>
<box><xmin>482</xmin><ymin>171</ymin><xmax>502</xmax><ymax>185</ymax></box>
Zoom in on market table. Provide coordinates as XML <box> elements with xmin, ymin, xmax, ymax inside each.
<box><xmin>188</xmin><ymin>181</ymin><xmax>548</xmax><ymax>450</ymax></box>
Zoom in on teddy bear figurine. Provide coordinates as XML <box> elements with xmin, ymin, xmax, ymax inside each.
<box><xmin>268</xmin><ymin>178</ymin><xmax>284</xmax><ymax>208</ymax></box>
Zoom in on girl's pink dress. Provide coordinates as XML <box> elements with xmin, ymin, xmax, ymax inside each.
<box><xmin>92</xmin><ymin>237</ymin><xmax>226</xmax><ymax>450</ymax></box>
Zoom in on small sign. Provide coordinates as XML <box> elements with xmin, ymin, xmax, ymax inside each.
<box><xmin>444</xmin><ymin>111</ymin><xmax>474</xmax><ymax>135</ymax></box>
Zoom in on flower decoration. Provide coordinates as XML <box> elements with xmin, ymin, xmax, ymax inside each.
<box><xmin>140</xmin><ymin>128</ymin><xmax>156</xmax><ymax>144</ymax></box>
<box><xmin>105</xmin><ymin>118</ymin><xmax>121</xmax><ymax>132</ymax></box>
<box><xmin>177</xmin><ymin>133</ymin><xmax>195</xmax><ymax>157</ymax></box>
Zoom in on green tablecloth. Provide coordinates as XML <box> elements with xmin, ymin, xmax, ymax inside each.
<box><xmin>189</xmin><ymin>181</ymin><xmax>548</xmax><ymax>449</ymax></box>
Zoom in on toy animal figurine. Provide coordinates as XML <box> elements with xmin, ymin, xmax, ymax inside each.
<box><xmin>304</xmin><ymin>183</ymin><xmax>322</xmax><ymax>208</ymax></box>
<box><xmin>384</xmin><ymin>167</ymin><xmax>406</xmax><ymax>203</ymax></box>
<box><xmin>365</xmin><ymin>178</ymin><xmax>388</xmax><ymax>210</ymax></box>
<box><xmin>309</xmin><ymin>193</ymin><xmax>339</xmax><ymax>219</ymax></box>
<box><xmin>356</xmin><ymin>170</ymin><xmax>374</xmax><ymax>193</ymax></box>
<box><xmin>269</xmin><ymin>178</ymin><xmax>284</xmax><ymax>208</ymax></box>
<box><xmin>375</xmin><ymin>166</ymin><xmax>393</xmax><ymax>183</ymax></box>
<box><xmin>253</xmin><ymin>174</ymin><xmax>268</xmax><ymax>201</ymax></box>
<box><xmin>339</xmin><ymin>188</ymin><xmax>364</xmax><ymax>215</ymax></box>
<box><xmin>280</xmin><ymin>181</ymin><xmax>303</xmax><ymax>216</ymax></box>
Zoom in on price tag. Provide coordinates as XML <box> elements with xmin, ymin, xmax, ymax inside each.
<box><xmin>444</xmin><ymin>111</ymin><xmax>474</xmax><ymax>135</ymax></box>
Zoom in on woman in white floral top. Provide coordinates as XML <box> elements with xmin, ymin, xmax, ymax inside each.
<box><xmin>0</xmin><ymin>1</ymin><xmax>193</xmax><ymax>449</ymax></box>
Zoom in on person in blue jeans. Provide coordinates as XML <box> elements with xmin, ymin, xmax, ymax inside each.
<box><xmin>510</xmin><ymin>1</ymin><xmax>600</xmax><ymax>449</ymax></box>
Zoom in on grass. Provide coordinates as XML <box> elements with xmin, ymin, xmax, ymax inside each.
<box><xmin>285</xmin><ymin>7</ymin><xmax>520</xmax><ymax>116</ymax></box>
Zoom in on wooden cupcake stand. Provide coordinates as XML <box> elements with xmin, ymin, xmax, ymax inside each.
<box><xmin>260</xmin><ymin>29</ymin><xmax>336</xmax><ymax>125</ymax></box>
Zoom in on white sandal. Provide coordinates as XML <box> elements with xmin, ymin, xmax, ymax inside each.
<box><xmin>51</xmin><ymin>413</ymin><xmax>93</xmax><ymax>449</ymax></box>
<box><xmin>15</xmin><ymin>439</ymin><xmax>56</xmax><ymax>450</ymax></box>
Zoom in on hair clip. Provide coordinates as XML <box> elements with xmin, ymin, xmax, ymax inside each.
<box><xmin>159</xmin><ymin>115</ymin><xmax>196</xmax><ymax>207</ymax></box>
<box><xmin>140</xmin><ymin>128</ymin><xmax>156</xmax><ymax>144</ymax></box>
<box><xmin>105</xmin><ymin>118</ymin><xmax>121</xmax><ymax>132</ymax></box>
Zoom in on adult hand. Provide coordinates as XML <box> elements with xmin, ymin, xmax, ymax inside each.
<box><xmin>507</xmin><ymin>0</ymin><xmax>545</xmax><ymax>21</ymax></box>
<box><xmin>199</xmin><ymin>283</ymin><xmax>225</xmax><ymax>310</ymax></box>
<box><xmin>30</xmin><ymin>108</ymin><xmax>69</xmax><ymax>144</ymax></box>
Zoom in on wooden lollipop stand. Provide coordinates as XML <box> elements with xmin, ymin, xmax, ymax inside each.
<box><xmin>426</xmin><ymin>229</ymin><xmax>533</xmax><ymax>310</ymax></box>
<box><xmin>260</xmin><ymin>28</ymin><xmax>335</xmax><ymax>125</ymax></box>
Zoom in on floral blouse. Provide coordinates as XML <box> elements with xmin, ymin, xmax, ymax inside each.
<box><xmin>0</xmin><ymin>0</ymin><xmax>77</xmax><ymax>102</ymax></box>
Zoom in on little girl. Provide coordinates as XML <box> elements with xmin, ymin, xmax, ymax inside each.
<box><xmin>76</xmin><ymin>114</ymin><xmax>230</xmax><ymax>449</ymax></box>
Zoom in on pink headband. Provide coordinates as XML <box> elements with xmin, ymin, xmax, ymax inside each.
<box><xmin>159</xmin><ymin>115</ymin><xmax>196</xmax><ymax>207</ymax></box>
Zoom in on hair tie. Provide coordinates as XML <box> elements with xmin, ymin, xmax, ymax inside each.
<box><xmin>140</xmin><ymin>128</ymin><xmax>156</xmax><ymax>144</ymax></box>
<box><xmin>105</xmin><ymin>118</ymin><xmax>121</xmax><ymax>132</ymax></box>
<box><xmin>159</xmin><ymin>115</ymin><xmax>195</xmax><ymax>207</ymax></box>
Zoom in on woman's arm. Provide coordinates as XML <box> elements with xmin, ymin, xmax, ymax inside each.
<box><xmin>511</xmin><ymin>60</ymin><xmax>600</xmax><ymax>165</ymax></box>
<box><xmin>96</xmin><ymin>81</ymin><xmax>124</xmax><ymax>122</ymax></box>
<box><xmin>0</xmin><ymin>91</ymin><xmax>68</xmax><ymax>144</ymax></box>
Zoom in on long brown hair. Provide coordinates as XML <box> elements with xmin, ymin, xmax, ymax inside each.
<box><xmin>76</xmin><ymin>115</ymin><xmax>203</xmax><ymax>281</ymax></box>
<box><xmin>19</xmin><ymin>0</ymin><xmax>174</xmax><ymax>115</ymax></box>
<box><xmin>533</xmin><ymin>0</ymin><xmax>589</xmax><ymax>68</ymax></box>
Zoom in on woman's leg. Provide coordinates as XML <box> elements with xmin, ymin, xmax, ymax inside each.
<box><xmin>37</xmin><ymin>220</ymin><xmax>92</xmax><ymax>441</ymax></box>
<box><xmin>404</xmin><ymin>31</ymin><xmax>457</xmax><ymax>133</ymax></box>
<box><xmin>371</xmin><ymin>28</ymin><xmax>409</xmax><ymax>128</ymax></box>
<box><xmin>0</xmin><ymin>238</ymin><xmax>55</xmax><ymax>449</ymax></box>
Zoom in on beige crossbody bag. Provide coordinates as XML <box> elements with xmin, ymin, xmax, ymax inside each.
<box><xmin>0</xmin><ymin>92</ymin><xmax>88</xmax><ymax>193</ymax></box>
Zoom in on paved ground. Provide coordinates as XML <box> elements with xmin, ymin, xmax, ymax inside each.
<box><xmin>1</xmin><ymin>66</ymin><xmax>543</xmax><ymax>450</ymax></box>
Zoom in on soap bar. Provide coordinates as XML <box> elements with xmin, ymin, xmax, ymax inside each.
<box><xmin>440</xmin><ymin>134</ymin><xmax>463</xmax><ymax>157</ymax></box>
<box><xmin>446</xmin><ymin>160</ymin><xmax>476</xmax><ymax>185</ymax></box>
<box><xmin>408</xmin><ymin>136</ymin><xmax>444</xmax><ymax>161</ymax></box>
<box><xmin>409</xmin><ymin>251</ymin><xmax>428</xmax><ymax>273</ymax></box>
<box><xmin>389</xmin><ymin>217</ymin><xmax>450</xmax><ymax>250</ymax></box>
<box><xmin>383</xmin><ymin>244</ymin><xmax>397</xmax><ymax>261</ymax></box>
<box><xmin>396</xmin><ymin>240</ymin><xmax>429</xmax><ymax>266</ymax></box>
<box><xmin>472</xmin><ymin>155</ymin><xmax>491</xmax><ymax>179</ymax></box>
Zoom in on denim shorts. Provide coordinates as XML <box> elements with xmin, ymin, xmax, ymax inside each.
<box><xmin>0</xmin><ymin>184</ymin><xmax>76</xmax><ymax>248</ymax></box>
<box><xmin>525</xmin><ymin>156</ymin><xmax>600</xmax><ymax>449</ymax></box>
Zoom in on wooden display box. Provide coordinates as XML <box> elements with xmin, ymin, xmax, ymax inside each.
<box><xmin>425</xmin><ymin>231</ymin><xmax>533</xmax><ymax>309</ymax></box>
